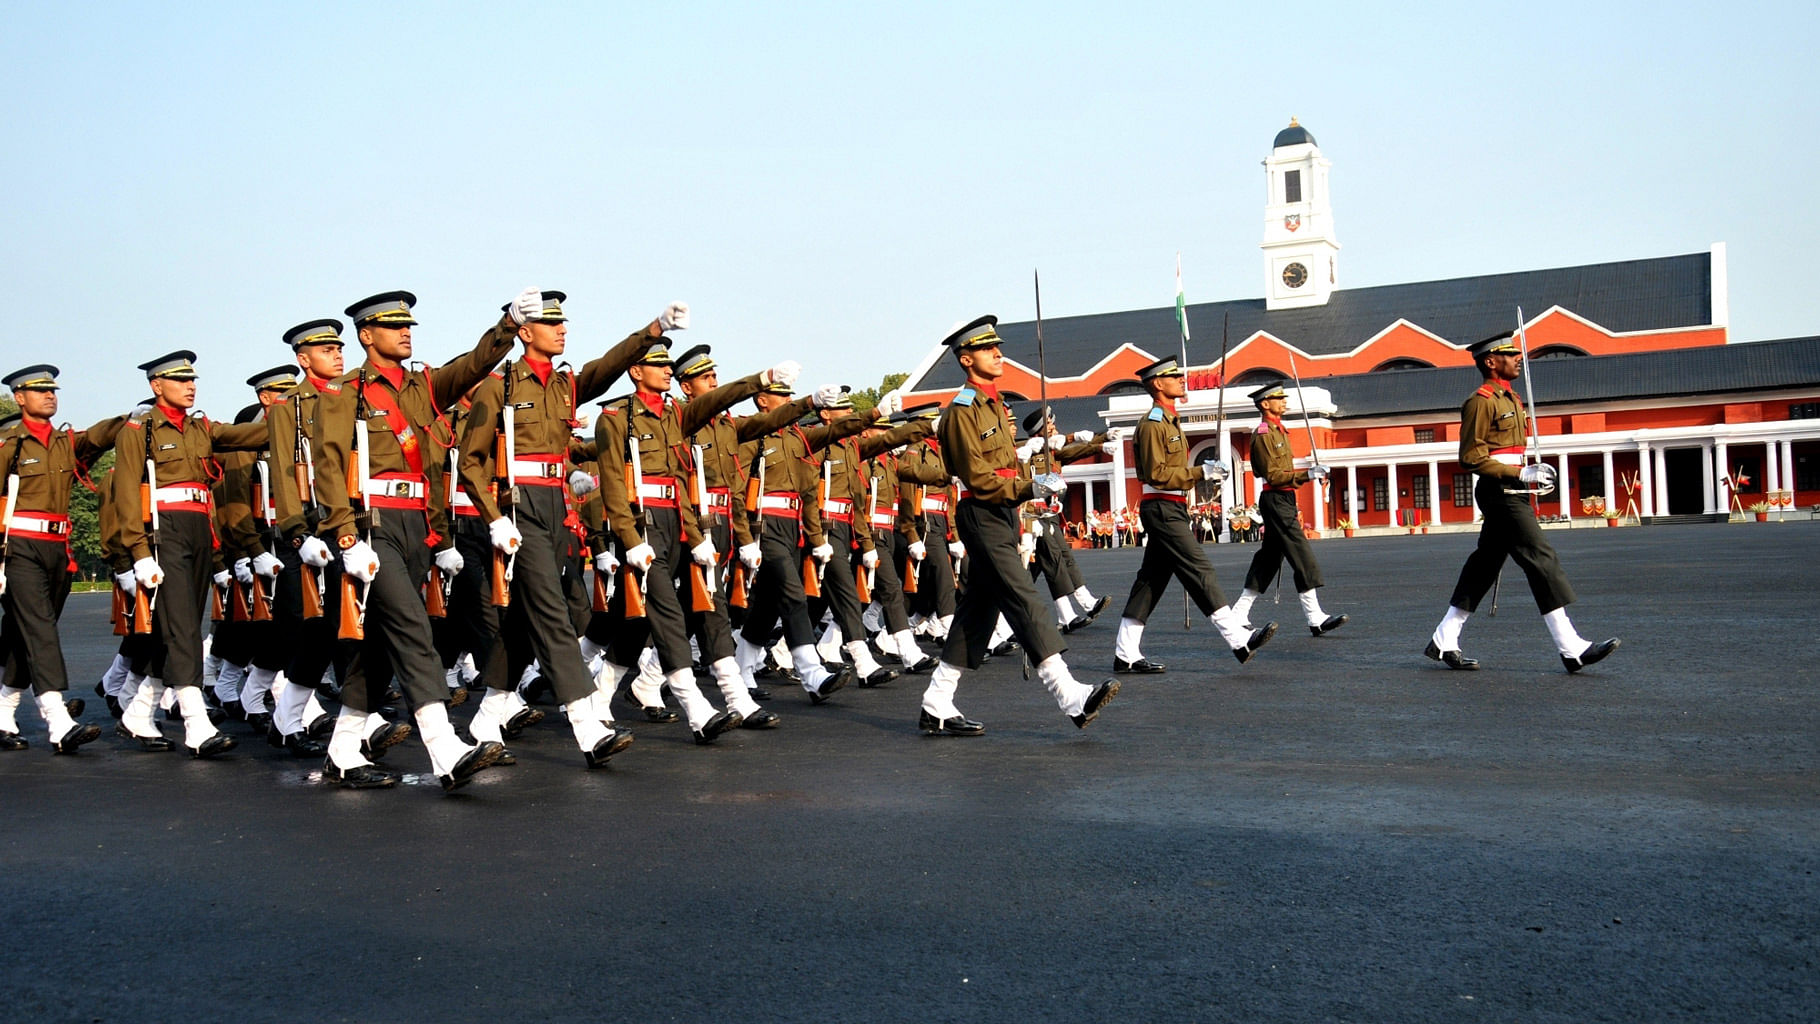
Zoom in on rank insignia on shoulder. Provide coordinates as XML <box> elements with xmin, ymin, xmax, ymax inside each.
<box><xmin>952</xmin><ymin>389</ymin><xmax>975</xmax><ymax>406</ymax></box>
<box><xmin>603</xmin><ymin>407</ymin><xmax>621</xmax><ymax>416</ymax></box>
<box><xmin>1147</xmin><ymin>407</ymin><xmax>1165</xmax><ymax>421</ymax></box>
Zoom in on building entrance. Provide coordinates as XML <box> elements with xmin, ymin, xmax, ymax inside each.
<box><xmin>1663</xmin><ymin>448</ymin><xmax>1706</xmax><ymax>514</ymax></box>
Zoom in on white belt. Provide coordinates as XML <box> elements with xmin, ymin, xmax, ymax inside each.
<box><xmin>759</xmin><ymin>494</ymin><xmax>800</xmax><ymax>511</ymax></box>
<box><xmin>451</xmin><ymin>490</ymin><xmax>476</xmax><ymax>509</ymax></box>
<box><xmin>1141</xmin><ymin>484</ymin><xmax>1188</xmax><ymax>498</ymax></box>
<box><xmin>638</xmin><ymin>481</ymin><xmax>677</xmax><ymax>501</ymax></box>
<box><xmin>366</xmin><ymin>478</ymin><xmax>425</xmax><ymax>499</ymax></box>
<box><xmin>870</xmin><ymin>513</ymin><xmax>895</xmax><ymax>528</ymax></box>
<box><xmin>153</xmin><ymin>485</ymin><xmax>210</xmax><ymax>505</ymax></box>
<box><xmin>922</xmin><ymin>494</ymin><xmax>949</xmax><ymax>513</ymax></box>
<box><xmin>1491</xmin><ymin>452</ymin><xmax>1524</xmax><ymax>467</ymax></box>
<box><xmin>10</xmin><ymin>513</ymin><xmax>70</xmax><ymax>535</ymax></box>
<box><xmin>824</xmin><ymin>498</ymin><xmax>853</xmax><ymax>515</ymax></box>
<box><xmin>510</xmin><ymin>458</ymin><xmax>566</xmax><ymax>479</ymax></box>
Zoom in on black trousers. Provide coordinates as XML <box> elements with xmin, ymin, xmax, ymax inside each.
<box><xmin>1031</xmin><ymin>523</ymin><xmax>1082</xmax><ymax>600</ymax></box>
<box><xmin>334</xmin><ymin>507</ymin><xmax>445</xmax><ymax>714</ymax></box>
<box><xmin>911</xmin><ymin>513</ymin><xmax>956</xmax><ymax>618</ymax></box>
<box><xmin>684</xmin><ymin>512</ymin><xmax>738</xmax><ymax>664</ymax></box>
<box><xmin>1</xmin><ymin>536</ymin><xmax>73</xmax><ymax>694</ymax></box>
<box><xmin>586</xmin><ymin>504</ymin><xmax>692</xmax><ymax>673</ymax></box>
<box><xmin>868</xmin><ymin>529</ymin><xmax>911</xmax><ymax>635</ymax></box>
<box><xmin>490</xmin><ymin>486</ymin><xmax>596</xmax><ymax>705</ymax></box>
<box><xmin>1120</xmin><ymin>499</ymin><xmax>1227</xmax><ymax>623</ymax></box>
<box><xmin>249</xmin><ymin>545</ymin><xmax>306</xmax><ymax>673</ymax></box>
<box><xmin>435</xmin><ymin>514</ymin><xmax>498</xmax><ymax>671</ymax></box>
<box><xmin>146</xmin><ymin>510</ymin><xmax>213</xmax><ymax>688</ymax></box>
<box><xmin>210</xmin><ymin>613</ymin><xmax>263</xmax><ymax>668</ymax></box>
<box><xmin>941</xmin><ymin>499</ymin><xmax>1064</xmax><ymax>670</ymax></box>
<box><xmin>739</xmin><ymin>512</ymin><xmax>816</xmax><ymax>650</ymax></box>
<box><xmin>1449</xmin><ymin>477</ymin><xmax>1576</xmax><ymax>614</ymax></box>
<box><xmin>1243</xmin><ymin>491</ymin><xmax>1324</xmax><ymax>594</ymax></box>
<box><xmin>809</xmin><ymin>520</ymin><xmax>866</xmax><ymax>642</ymax></box>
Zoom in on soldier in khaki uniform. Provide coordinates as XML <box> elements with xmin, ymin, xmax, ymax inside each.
<box><xmin>457</xmin><ymin>289</ymin><xmax>684</xmax><ymax>764</ymax></box>
<box><xmin>894</xmin><ymin>426</ymin><xmax>960</xmax><ymax>640</ymax></box>
<box><xmin>1427</xmin><ymin>332</ymin><xmax>1618</xmax><ymax>672</ymax></box>
<box><xmin>309</xmin><ymin>291</ymin><xmax>509</xmax><ymax>790</ymax></box>
<box><xmin>919</xmin><ymin>316</ymin><xmax>1118</xmax><ymax>735</ymax></box>
<box><xmin>206</xmin><ymin>398</ymin><xmax>272</xmax><ymax>731</ymax></box>
<box><xmin>1111</xmin><ymin>355</ymin><xmax>1277</xmax><ymax>675</ymax></box>
<box><xmin>112</xmin><ymin>351</ymin><xmax>268</xmax><ymax>757</ymax></box>
<box><xmin>853</xmin><ymin>407</ymin><xmax>939</xmax><ymax>672</ymax></box>
<box><xmin>1229</xmin><ymin>382</ymin><xmax>1347</xmax><ymax>637</ymax></box>
<box><xmin>0</xmin><ymin>365</ymin><xmax>117</xmax><ymax>753</ymax></box>
<box><xmin>1018</xmin><ymin>405</ymin><xmax>1115</xmax><ymax>631</ymax></box>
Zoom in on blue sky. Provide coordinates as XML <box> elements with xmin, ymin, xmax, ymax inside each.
<box><xmin>5</xmin><ymin>1</ymin><xmax>1816</xmax><ymax>424</ymax></box>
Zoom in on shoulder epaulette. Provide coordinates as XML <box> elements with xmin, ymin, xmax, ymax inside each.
<box><xmin>319</xmin><ymin>381</ymin><xmax>342</xmax><ymax>394</ymax></box>
<box><xmin>1146</xmin><ymin>406</ymin><xmax>1165</xmax><ymax>422</ymax></box>
<box><xmin>952</xmin><ymin>388</ymin><xmax>975</xmax><ymax>407</ymax></box>
<box><xmin>1474</xmin><ymin>385</ymin><xmax>1495</xmax><ymax>399</ymax></box>
<box><xmin>489</xmin><ymin>369</ymin><xmax>504</xmax><ymax>380</ymax></box>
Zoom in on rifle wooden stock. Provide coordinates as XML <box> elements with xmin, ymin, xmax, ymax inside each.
<box><xmin>623</xmin><ymin>568</ymin><xmax>646</xmax><ymax>619</ymax></box>
<box><xmin>346</xmin><ymin>453</ymin><xmax>359</xmax><ymax>500</ymax></box>
<box><xmin>338</xmin><ymin>575</ymin><xmax>364</xmax><ymax>640</ymax></box>
<box><xmin>229</xmin><ymin>580</ymin><xmax>251</xmax><ymax>622</ymax></box>
<box><xmin>215</xmin><ymin>583</ymin><xmax>232</xmax><ymax>623</ymax></box>
<box><xmin>423</xmin><ymin>568</ymin><xmax>447</xmax><ymax>618</ymax></box>
<box><xmin>133</xmin><ymin>586</ymin><xmax>153</xmax><ymax>634</ymax></box>
<box><xmin>251</xmin><ymin>579</ymin><xmax>272</xmax><ymax>622</ymax></box>
<box><xmin>689</xmin><ymin>563</ymin><xmax>713</xmax><ymax>613</ymax></box>
<box><xmin>855</xmin><ymin>562</ymin><xmax>871</xmax><ymax>603</ymax></box>
<box><xmin>901</xmin><ymin>552</ymin><xmax>918</xmax><ymax>594</ymax></box>
<box><xmin>802</xmin><ymin>553</ymin><xmax>821</xmax><ymax>597</ymax></box>
<box><xmin>112</xmin><ymin>584</ymin><xmax>129</xmax><ymax>636</ymax></box>
<box><xmin>744</xmin><ymin>474</ymin><xmax>760</xmax><ymax>511</ymax></box>
<box><xmin>490</xmin><ymin>548</ymin><xmax>510</xmax><ymax>607</ymax></box>
<box><xmin>140</xmin><ymin>482</ymin><xmax>151</xmax><ymax>522</ymax></box>
<box><xmin>729</xmin><ymin>562</ymin><xmax>748</xmax><ymax>609</ymax></box>
<box><xmin>591</xmin><ymin>564</ymin><xmax>610</xmax><ymax>612</ymax></box>
<box><xmin>300</xmin><ymin>565</ymin><xmax>323</xmax><ymax>619</ymax></box>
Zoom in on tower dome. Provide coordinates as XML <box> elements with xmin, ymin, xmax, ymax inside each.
<box><xmin>1273</xmin><ymin>118</ymin><xmax>1316</xmax><ymax>149</ymax></box>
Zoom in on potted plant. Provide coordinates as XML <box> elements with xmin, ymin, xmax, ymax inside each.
<box><xmin>1337</xmin><ymin>517</ymin><xmax>1355</xmax><ymax>539</ymax></box>
<box><xmin>1748</xmin><ymin>500</ymin><xmax>1772</xmax><ymax>523</ymax></box>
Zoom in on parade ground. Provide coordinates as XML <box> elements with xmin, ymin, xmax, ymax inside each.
<box><xmin>4</xmin><ymin>522</ymin><xmax>1815</xmax><ymax>1023</ymax></box>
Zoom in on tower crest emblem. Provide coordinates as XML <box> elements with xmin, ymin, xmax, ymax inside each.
<box><xmin>1284</xmin><ymin>214</ymin><xmax>1301</xmax><ymax>232</ymax></box>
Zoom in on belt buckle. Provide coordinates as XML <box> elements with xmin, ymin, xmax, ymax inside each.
<box><xmin>393</xmin><ymin>481</ymin><xmax>412</xmax><ymax>498</ymax></box>
<box><xmin>543</xmin><ymin>463</ymin><xmax>561</xmax><ymax>478</ymax></box>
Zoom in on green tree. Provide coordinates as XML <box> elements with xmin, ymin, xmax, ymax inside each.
<box><xmin>69</xmin><ymin>449</ymin><xmax>113</xmax><ymax>580</ymax></box>
<box><xmin>850</xmin><ymin>372</ymin><xmax>909</xmax><ymax>413</ymax></box>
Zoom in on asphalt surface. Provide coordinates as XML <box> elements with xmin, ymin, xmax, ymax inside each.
<box><xmin>3</xmin><ymin>522</ymin><xmax>1815</xmax><ymax>1023</ymax></box>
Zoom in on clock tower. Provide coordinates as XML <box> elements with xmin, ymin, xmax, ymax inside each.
<box><xmin>1262</xmin><ymin>118</ymin><xmax>1340</xmax><ymax>310</ymax></box>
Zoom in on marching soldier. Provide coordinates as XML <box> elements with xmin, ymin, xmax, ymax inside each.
<box><xmin>309</xmin><ymin>291</ymin><xmax>510</xmax><ymax>790</ymax></box>
<box><xmin>1111</xmin><ymin>356</ymin><xmax>1277</xmax><ymax>674</ymax></box>
<box><xmin>0</xmin><ymin>366</ymin><xmax>118</xmax><ymax>753</ymax></box>
<box><xmin>112</xmin><ymin>351</ymin><xmax>268</xmax><ymax>757</ymax></box>
<box><xmin>919</xmin><ymin>316</ymin><xmax>1118</xmax><ymax>735</ymax></box>
<box><xmin>1018</xmin><ymin>406</ymin><xmax>1115</xmax><ymax>631</ymax></box>
<box><xmin>1425</xmin><ymin>332</ymin><xmax>1619</xmax><ymax>672</ymax></box>
<box><xmin>434</xmin><ymin>379</ymin><xmax>503</xmax><ymax>707</ymax></box>
<box><xmin>853</xmin><ymin>408</ymin><xmax>939</xmax><ymax>672</ymax></box>
<box><xmin>1228</xmin><ymin>382</ymin><xmax>1348</xmax><ymax>636</ymax></box>
<box><xmin>895</xmin><ymin>420</ymin><xmax>960</xmax><ymax>641</ymax></box>
<box><xmin>206</xmin><ymin>400</ymin><xmax>270</xmax><ymax>730</ymax></box>
<box><xmin>457</xmin><ymin>289</ymin><xmax>684</xmax><ymax>764</ymax></box>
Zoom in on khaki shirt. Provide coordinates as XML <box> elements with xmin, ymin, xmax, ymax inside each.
<box><xmin>214</xmin><ymin>440</ymin><xmax>267</xmax><ymax>561</ymax></box>
<box><xmin>680</xmin><ymin>376</ymin><xmax>813</xmax><ymax>550</ymax></box>
<box><xmin>113</xmin><ymin>406</ymin><xmax>269</xmax><ymax>562</ymax></box>
<box><xmin>595</xmin><ymin>392</ymin><xmax>703</xmax><ymax>550</ymax></box>
<box><xmin>1133</xmin><ymin>402</ymin><xmax>1199</xmax><ymax>492</ymax></box>
<box><xmin>1459</xmin><ymin>382</ymin><xmax>1526</xmax><ymax>481</ymax></box>
<box><xmin>824</xmin><ymin>421</ymin><xmax>931</xmax><ymax>552</ymax></box>
<box><xmin>938</xmin><ymin>384</ymin><xmax>1031</xmax><ymax>506</ymax></box>
<box><xmin>267</xmin><ymin>375</ymin><xmax>341</xmax><ymax>543</ymax></box>
<box><xmin>0</xmin><ymin>415</ymin><xmax>123</xmax><ymax>520</ymax></box>
<box><xmin>1249</xmin><ymin>418</ymin><xmax>1307</xmax><ymax>490</ymax></box>
<box><xmin>895</xmin><ymin>438</ymin><xmax>954</xmax><ymax>544</ymax></box>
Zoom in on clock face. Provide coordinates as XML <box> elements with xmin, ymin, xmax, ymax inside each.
<box><xmin>1282</xmin><ymin>262</ymin><xmax>1308</xmax><ymax>289</ymax></box>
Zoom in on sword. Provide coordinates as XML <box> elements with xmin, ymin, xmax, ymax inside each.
<box><xmin>1514</xmin><ymin>306</ymin><xmax>1552</xmax><ymax>498</ymax></box>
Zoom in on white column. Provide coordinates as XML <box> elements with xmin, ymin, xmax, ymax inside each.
<box><xmin>1347</xmin><ymin>464</ymin><xmax>1359</xmax><ymax>524</ymax></box>
<box><xmin>1427</xmin><ymin>460</ymin><xmax>1441</xmax><ymax>527</ymax></box>
<box><xmin>1765</xmin><ymin>440</ymin><xmax>1779</xmax><ymax>493</ymax></box>
<box><xmin>1701</xmin><ymin>443</ymin><xmax>1716</xmax><ymax>514</ymax></box>
<box><xmin>1386</xmin><ymin>463</ymin><xmax>1399</xmax><ymax>527</ymax></box>
<box><xmin>1311</xmin><ymin>473</ymin><xmax>1327</xmax><ymax>533</ymax></box>
<box><xmin>1713</xmin><ymin>440</ymin><xmax>1729</xmax><ymax>514</ymax></box>
<box><xmin>1654</xmin><ymin>445</ymin><xmax>1669</xmax><ymax>517</ymax></box>
<box><xmin>1637</xmin><ymin>442</ymin><xmax>1653</xmax><ymax>518</ymax></box>
<box><xmin>1783</xmin><ymin>440</ymin><xmax>1797</xmax><ymax>501</ymax></box>
<box><xmin>1557</xmin><ymin>451</ymin><xmax>1571</xmax><ymax>519</ymax></box>
<box><xmin>1602</xmin><ymin>449</ymin><xmax>1617</xmax><ymax>513</ymax></box>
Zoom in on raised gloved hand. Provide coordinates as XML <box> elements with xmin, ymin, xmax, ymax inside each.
<box><xmin>763</xmin><ymin>360</ymin><xmax>802</xmax><ymax>389</ymax></box>
<box><xmin>877</xmin><ymin>389</ymin><xmax>903</xmax><ymax>417</ymax></box>
<box><xmin>1104</xmin><ymin>426</ymin><xmax>1123</xmax><ymax>443</ymax></box>
<box><xmin>298</xmin><ymin>535</ymin><xmax>331</xmax><ymax>568</ymax></box>
<box><xmin>435</xmin><ymin>547</ymin><xmax>465</xmax><ymax>576</ymax></box>
<box><xmin>594</xmin><ymin>549</ymin><xmax>620</xmax><ymax>575</ymax></box>
<box><xmin>1072</xmin><ymin>429</ymin><xmax>1095</xmax><ymax>443</ymax></box>
<box><xmin>342</xmin><ymin>541</ymin><xmax>380</xmax><ymax>583</ymax></box>
<box><xmin>738</xmin><ymin>542</ymin><xmax>762</xmax><ymax>570</ymax></box>
<box><xmin>625</xmin><ymin>542</ymin><xmax>656</xmax><ymax>572</ymax></box>
<box><xmin>489</xmin><ymin>517</ymin><xmax>523</xmax><ymax>554</ymax></box>
<box><xmin>115</xmin><ymin>570</ymin><xmax>137</xmax><ymax>596</ymax></box>
<box><xmin>947</xmin><ymin>540</ymin><xmax>965</xmax><ymax>562</ymax></box>
<box><xmin>861</xmin><ymin>549</ymin><xmax>879</xmax><ymax>570</ymax></box>
<box><xmin>812</xmin><ymin>385</ymin><xmax>844</xmax><ymax>409</ymax></box>
<box><xmin>507</xmin><ymin>287</ymin><xmax>543</xmax><ymax>326</ymax></box>
<box><xmin>134</xmin><ymin>556</ymin><xmax>164</xmax><ymax>589</ymax></box>
<box><xmin>908</xmin><ymin>540</ymin><xmax>927</xmax><ymax>561</ymax></box>
<box><xmin>568</xmin><ymin>470</ymin><xmax>597</xmax><ymax>496</ymax></box>
<box><xmin>1026</xmin><ymin>434</ymin><xmax>1047</xmax><ymax>454</ymax></box>
<box><xmin>232</xmin><ymin>558</ymin><xmax>255</xmax><ymax>585</ymax></box>
<box><xmin>1032</xmin><ymin>472</ymin><xmax>1065</xmax><ymax>500</ymax></box>
<box><xmin>253</xmin><ymin>552</ymin><xmax>283</xmax><ymax>578</ymax></box>
<box><xmin>1101</xmin><ymin>442</ymin><xmax>1120</xmax><ymax>456</ymax></box>
<box><xmin>1519</xmin><ymin>463</ymin><xmax>1558</xmax><ymax>491</ymax></box>
<box><xmin>810</xmin><ymin>542</ymin><xmax>834</xmax><ymax>564</ymax></box>
<box><xmin>1016</xmin><ymin>442</ymin><xmax>1036</xmax><ymax>463</ymax></box>
<box><xmin>657</xmin><ymin>301</ymin><xmax>689</xmax><ymax>332</ymax></box>
<box><xmin>1305</xmin><ymin>464</ymin><xmax>1330</xmax><ymax>481</ymax></box>
<box><xmin>691</xmin><ymin>539</ymin><xmax>717</xmax><ymax>567</ymax></box>
<box><xmin>1199</xmin><ymin>459</ymin><xmax>1230</xmax><ymax>481</ymax></box>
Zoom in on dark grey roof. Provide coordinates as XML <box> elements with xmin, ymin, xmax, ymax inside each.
<box><xmin>1324</xmin><ymin>336</ymin><xmax>1820</xmax><ymax>418</ymax></box>
<box><xmin>1274</xmin><ymin>123</ymin><xmax>1316</xmax><ymax>148</ymax></box>
<box><xmin>910</xmin><ymin>252</ymin><xmax>1714</xmax><ymax>392</ymax></box>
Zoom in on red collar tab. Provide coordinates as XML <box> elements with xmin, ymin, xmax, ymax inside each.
<box><xmin>23</xmin><ymin>419</ymin><xmax>54</xmax><ymax>446</ymax></box>
<box><xmin>970</xmin><ymin>381</ymin><xmax>1001</xmax><ymax>403</ymax></box>
<box><xmin>157</xmin><ymin>403</ymin><xmax>186</xmax><ymax>430</ymax></box>
<box><xmin>524</xmin><ymin>357</ymin><xmax>553</xmax><ymax>386</ymax></box>
<box><xmin>308</xmin><ymin>374</ymin><xmax>334</xmax><ymax>390</ymax></box>
<box><xmin>1263</xmin><ymin>414</ymin><xmax>1283</xmax><ymax>431</ymax></box>
<box><xmin>374</xmin><ymin>365</ymin><xmax>406</xmax><ymax>391</ymax></box>
<box><xmin>635</xmin><ymin>390</ymin><xmax>665</xmax><ymax>416</ymax></box>
<box><xmin>1159</xmin><ymin>399</ymin><xmax>1177</xmax><ymax>415</ymax></box>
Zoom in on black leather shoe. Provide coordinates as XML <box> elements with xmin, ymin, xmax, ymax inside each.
<box><xmin>989</xmin><ymin>640</ymin><xmax>1022</xmax><ymax>657</ymax></box>
<box><xmin>748</xmin><ymin>685</ymin><xmax>773</xmax><ymax>702</ymax></box>
<box><xmin>283</xmin><ymin>733</ymin><xmax>328</xmax><ymax>758</ymax></box>
<box><xmin>52</xmin><ymin>723</ymin><xmax>101</xmax><ymax>754</ymax></box>
<box><xmin>584</xmin><ymin>728</ymin><xmax>635</xmax><ymax>768</ymax></box>
<box><xmin>502</xmin><ymin>707</ymin><xmax>545</xmax><ymax>737</ymax></box>
<box><xmin>904</xmin><ymin>655</ymin><xmax>938</xmax><ymax>675</ymax></box>
<box><xmin>616</xmin><ymin>687</ymin><xmax>679</xmax><ymax>723</ymax></box>
<box><xmin>1113</xmin><ymin>657</ymin><xmax>1167</xmax><ymax>674</ymax></box>
<box><xmin>185</xmin><ymin>733</ymin><xmax>237</xmax><ymax>758</ymax></box>
<box><xmin>360</xmin><ymin>720</ymin><xmax>413</xmax><ymax>760</ymax></box>
<box><xmin>1233</xmin><ymin>622</ymin><xmax>1279</xmax><ymax>664</ymax></box>
<box><xmin>1070</xmin><ymin>678</ymin><xmax>1121</xmax><ymax>729</ymax></box>
<box><xmin>1084</xmin><ymin>595</ymin><xmax>1111</xmax><ymax>620</ymax></box>
<box><xmin>1060</xmin><ymin>615</ymin><xmax>1092</xmax><ymax>634</ymax></box>
<box><xmin>517</xmin><ymin>675</ymin><xmax>553</xmax><ymax>706</ymax></box>
<box><xmin>1310</xmin><ymin>614</ymin><xmax>1348</xmax><ymax>637</ymax></box>
<box><xmin>0</xmin><ymin>731</ymin><xmax>27</xmax><ymax>751</ymax></box>
<box><xmin>105</xmin><ymin>696</ymin><xmax>122</xmax><ymax>719</ymax></box>
<box><xmin>447</xmin><ymin>686</ymin><xmax>469</xmax><ymax>707</ymax></box>
<box><xmin>859</xmin><ymin>667</ymin><xmax>899</xmax><ymax>688</ymax></box>
<box><xmin>692</xmin><ymin>711</ymin><xmax>737</xmax><ymax>745</ymax></box>
<box><xmin>918</xmin><ymin>709</ymin><xmax>985</xmax><ymax>736</ymax></box>
<box><xmin>1423</xmin><ymin>640</ymin><xmax>1479</xmax><ymax>671</ymax></box>
<box><xmin>740</xmin><ymin>708</ymin><xmax>781</xmax><ymax>729</ymax></box>
<box><xmin>323</xmin><ymin>760</ymin><xmax>399</xmax><ymax>788</ymax></box>
<box><xmin>219</xmin><ymin>698</ymin><xmax>245</xmax><ymax>722</ymax></box>
<box><xmin>439</xmin><ymin>741</ymin><xmax>504</xmax><ymax>792</ymax></box>
<box><xmin>380</xmin><ymin>688</ymin><xmax>404</xmax><ymax>706</ymax></box>
<box><xmin>305</xmin><ymin>714</ymin><xmax>334</xmax><ymax>740</ymax></box>
<box><xmin>493</xmin><ymin>747</ymin><xmax>517</xmax><ymax>766</ymax></box>
<box><xmin>809</xmin><ymin>666</ymin><xmax>853</xmax><ymax>705</ymax></box>
<box><xmin>266</xmin><ymin>721</ymin><xmax>286</xmax><ymax>748</ymax></box>
<box><xmin>94</xmin><ymin>681</ymin><xmax>105</xmax><ymax>698</ymax></box>
<box><xmin>115</xmin><ymin>723</ymin><xmax>174</xmax><ymax>752</ymax></box>
<box><xmin>64</xmin><ymin>697</ymin><xmax>85</xmax><ymax>719</ymax></box>
<box><xmin>244</xmin><ymin>711</ymin><xmax>273</xmax><ymax>734</ymax></box>
<box><xmin>1563</xmin><ymin>638</ymin><xmax>1620</xmax><ymax>674</ymax></box>
<box><xmin>873</xmin><ymin>641</ymin><xmax>904</xmax><ymax>665</ymax></box>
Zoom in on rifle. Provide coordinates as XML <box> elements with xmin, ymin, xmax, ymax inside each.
<box><xmin>687</xmin><ymin>443</ymin><xmax>714</xmax><ymax>613</ymax></box>
<box><xmin>1513</xmin><ymin>306</ymin><xmax>1552</xmax><ymax>498</ymax></box>
<box><xmin>141</xmin><ymin>456</ymin><xmax>161</xmax><ymax>623</ymax></box>
<box><xmin>339</xmin><ymin>374</ymin><xmax>371</xmax><ymax>641</ymax></box>
<box><xmin>492</xmin><ymin>370</ymin><xmax>515</xmax><ymax>606</ymax></box>
<box><xmin>293</xmin><ymin>406</ymin><xmax>324</xmax><ymax>619</ymax></box>
<box><xmin>622</xmin><ymin>398</ymin><xmax>648</xmax><ymax>619</ymax></box>
<box><xmin>250</xmin><ymin>461</ymin><xmax>273</xmax><ymax>621</ymax></box>
<box><xmin>590</xmin><ymin>543</ymin><xmax>612</xmax><ymax>612</ymax></box>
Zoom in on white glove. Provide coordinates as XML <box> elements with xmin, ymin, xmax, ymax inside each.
<box><xmin>1032</xmin><ymin>472</ymin><xmax>1065</xmax><ymax>500</ymax></box>
<box><xmin>1519</xmin><ymin>464</ymin><xmax>1558</xmax><ymax>490</ymax></box>
<box><xmin>947</xmin><ymin>540</ymin><xmax>965</xmax><ymax>562</ymax></box>
<box><xmin>342</xmin><ymin>541</ymin><xmax>380</xmax><ymax>583</ymax></box>
<box><xmin>212</xmin><ymin>569</ymin><xmax>231</xmax><ymax>589</ymax></box>
<box><xmin>1104</xmin><ymin>426</ymin><xmax>1123</xmax><ymax>443</ymax></box>
<box><xmin>691</xmin><ymin>539</ymin><xmax>717</xmax><ymax>567</ymax></box>
<box><xmin>1305</xmin><ymin>464</ymin><xmax>1330</xmax><ymax>481</ymax></box>
<box><xmin>763</xmin><ymin>360</ymin><xmax>802</xmax><ymax>389</ymax></box>
<box><xmin>508</xmin><ymin>286</ymin><xmax>543</xmax><ymax>326</ymax></box>
<box><xmin>115</xmin><ymin>570</ymin><xmax>137</xmax><ymax>596</ymax></box>
<box><xmin>232</xmin><ymin>558</ymin><xmax>255</xmax><ymax>585</ymax></box>
<box><xmin>738</xmin><ymin>542</ymin><xmax>762</xmax><ymax>570</ymax></box>
<box><xmin>435</xmin><ymin>547</ymin><xmax>465</xmax><ymax>576</ymax></box>
<box><xmin>1101</xmin><ymin>442</ymin><xmax>1120</xmax><ymax>456</ymax></box>
<box><xmin>1017</xmin><ymin>533</ymin><xmax>1037</xmax><ymax>558</ymax></box>
<box><xmin>1072</xmin><ymin>429</ymin><xmax>1095</xmax><ymax>443</ymax></box>
<box><xmin>861</xmin><ymin>549</ymin><xmax>879</xmax><ymax>570</ymax></box>
<box><xmin>489</xmin><ymin>517</ymin><xmax>523</xmax><ymax>554</ymax></box>
<box><xmin>1016</xmin><ymin>442</ymin><xmax>1035</xmax><ymax>463</ymax></box>
<box><xmin>1200</xmin><ymin>459</ymin><xmax>1230</xmax><ymax>481</ymax></box>
<box><xmin>0</xmin><ymin>569</ymin><xmax>6</xmax><ymax>597</ymax></box>
<box><xmin>812</xmin><ymin>385</ymin><xmax>844</xmax><ymax>410</ymax></box>
<box><xmin>625</xmin><ymin>542</ymin><xmax>656</xmax><ymax>572</ymax></box>
<box><xmin>878</xmin><ymin>389</ymin><xmax>903</xmax><ymax>416</ymax></box>
<box><xmin>1026</xmin><ymin>434</ymin><xmax>1047</xmax><ymax>454</ymax></box>
<box><xmin>594</xmin><ymin>549</ymin><xmax>620</xmax><ymax>574</ymax></box>
<box><xmin>567</xmin><ymin>470</ymin><xmax>597</xmax><ymax>496</ymax></box>
<box><xmin>908</xmin><ymin>540</ymin><xmax>926</xmax><ymax>561</ymax></box>
<box><xmin>298</xmin><ymin>536</ymin><xmax>331</xmax><ymax>568</ymax></box>
<box><xmin>134</xmin><ymin>557</ymin><xmax>164</xmax><ymax>589</ymax></box>
<box><xmin>811</xmin><ymin>542</ymin><xmax>834</xmax><ymax>564</ymax></box>
<box><xmin>253</xmin><ymin>552</ymin><xmax>283</xmax><ymax>578</ymax></box>
<box><xmin>657</xmin><ymin>301</ymin><xmax>689</xmax><ymax>332</ymax></box>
